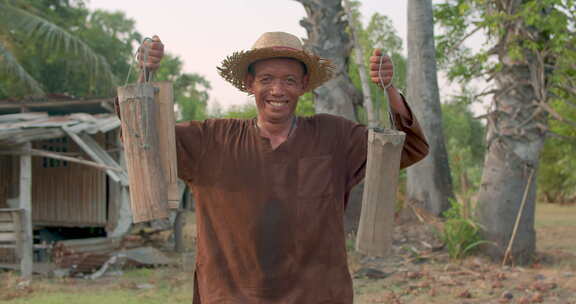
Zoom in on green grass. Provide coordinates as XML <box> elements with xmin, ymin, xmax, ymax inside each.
<box><xmin>2</xmin><ymin>206</ymin><xmax>575</xmax><ymax>304</ymax></box>
<box><xmin>536</xmin><ymin>203</ymin><xmax>576</xmax><ymax>227</ymax></box>
<box><xmin>3</xmin><ymin>289</ymin><xmax>192</xmax><ymax>304</ymax></box>
<box><xmin>0</xmin><ymin>267</ymin><xmax>194</xmax><ymax>304</ymax></box>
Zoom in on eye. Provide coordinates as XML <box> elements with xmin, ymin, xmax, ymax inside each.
<box><xmin>259</xmin><ymin>76</ymin><xmax>272</xmax><ymax>84</ymax></box>
<box><xmin>285</xmin><ymin>77</ymin><xmax>297</xmax><ymax>86</ymax></box>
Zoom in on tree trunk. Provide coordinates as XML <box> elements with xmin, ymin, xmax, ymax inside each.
<box><xmin>295</xmin><ymin>0</ymin><xmax>361</xmax><ymax>122</ymax></box>
<box><xmin>476</xmin><ymin>0</ymin><xmax>550</xmax><ymax>264</ymax></box>
<box><xmin>343</xmin><ymin>0</ymin><xmax>378</xmax><ymax>128</ymax></box>
<box><xmin>296</xmin><ymin>0</ymin><xmax>364</xmax><ymax>234</ymax></box>
<box><xmin>406</xmin><ymin>0</ymin><xmax>454</xmax><ymax>216</ymax></box>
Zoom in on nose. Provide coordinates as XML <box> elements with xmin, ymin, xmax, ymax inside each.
<box><xmin>270</xmin><ymin>80</ymin><xmax>285</xmax><ymax>97</ymax></box>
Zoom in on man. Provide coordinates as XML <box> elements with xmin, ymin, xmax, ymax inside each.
<box><xmin>138</xmin><ymin>32</ymin><xmax>428</xmax><ymax>303</ymax></box>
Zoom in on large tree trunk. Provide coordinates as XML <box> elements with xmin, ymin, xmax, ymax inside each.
<box><xmin>295</xmin><ymin>0</ymin><xmax>361</xmax><ymax>122</ymax></box>
<box><xmin>296</xmin><ymin>0</ymin><xmax>364</xmax><ymax>234</ymax></box>
<box><xmin>406</xmin><ymin>0</ymin><xmax>454</xmax><ymax>216</ymax></box>
<box><xmin>477</xmin><ymin>0</ymin><xmax>550</xmax><ymax>265</ymax></box>
<box><xmin>343</xmin><ymin>0</ymin><xmax>378</xmax><ymax>128</ymax></box>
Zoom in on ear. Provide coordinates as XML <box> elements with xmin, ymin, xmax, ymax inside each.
<box><xmin>244</xmin><ymin>73</ymin><xmax>255</xmax><ymax>94</ymax></box>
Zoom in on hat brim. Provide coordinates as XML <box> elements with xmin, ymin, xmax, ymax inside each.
<box><xmin>217</xmin><ymin>48</ymin><xmax>335</xmax><ymax>93</ymax></box>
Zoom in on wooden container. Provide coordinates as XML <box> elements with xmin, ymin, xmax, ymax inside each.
<box><xmin>117</xmin><ymin>82</ymin><xmax>178</xmax><ymax>223</ymax></box>
<box><xmin>355</xmin><ymin>129</ymin><xmax>406</xmax><ymax>257</ymax></box>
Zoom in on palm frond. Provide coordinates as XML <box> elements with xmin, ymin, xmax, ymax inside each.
<box><xmin>0</xmin><ymin>40</ymin><xmax>45</xmax><ymax>95</ymax></box>
<box><xmin>0</xmin><ymin>2</ymin><xmax>118</xmax><ymax>90</ymax></box>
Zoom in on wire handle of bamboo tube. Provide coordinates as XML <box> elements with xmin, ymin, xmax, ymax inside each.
<box><xmin>378</xmin><ymin>53</ymin><xmax>397</xmax><ymax>131</ymax></box>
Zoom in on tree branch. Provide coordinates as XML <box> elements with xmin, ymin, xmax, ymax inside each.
<box><xmin>450</xmin><ymin>25</ymin><xmax>482</xmax><ymax>53</ymax></box>
<box><xmin>537</xmin><ymin>102</ymin><xmax>576</xmax><ymax>128</ymax></box>
<box><xmin>547</xmin><ymin>130</ymin><xmax>576</xmax><ymax>142</ymax></box>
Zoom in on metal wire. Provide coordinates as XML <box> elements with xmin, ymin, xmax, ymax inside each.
<box><xmin>378</xmin><ymin>53</ymin><xmax>397</xmax><ymax>130</ymax></box>
<box><xmin>124</xmin><ymin>37</ymin><xmax>153</xmax><ymax>86</ymax></box>
<box><xmin>121</xmin><ymin>37</ymin><xmax>154</xmax><ymax>149</ymax></box>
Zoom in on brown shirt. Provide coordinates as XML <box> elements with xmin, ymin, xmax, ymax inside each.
<box><xmin>175</xmin><ymin>109</ymin><xmax>428</xmax><ymax>304</ymax></box>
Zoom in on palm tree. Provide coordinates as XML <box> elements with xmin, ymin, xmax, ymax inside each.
<box><xmin>0</xmin><ymin>0</ymin><xmax>116</xmax><ymax>97</ymax></box>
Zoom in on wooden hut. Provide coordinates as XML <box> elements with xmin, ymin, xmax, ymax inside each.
<box><xmin>0</xmin><ymin>96</ymin><xmax>178</xmax><ymax>277</ymax></box>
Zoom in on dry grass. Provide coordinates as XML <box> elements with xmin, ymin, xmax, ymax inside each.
<box><xmin>1</xmin><ymin>205</ymin><xmax>575</xmax><ymax>303</ymax></box>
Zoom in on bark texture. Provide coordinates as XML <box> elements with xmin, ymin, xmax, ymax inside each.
<box><xmin>477</xmin><ymin>0</ymin><xmax>550</xmax><ymax>264</ymax></box>
<box><xmin>295</xmin><ymin>0</ymin><xmax>361</xmax><ymax>122</ymax></box>
<box><xmin>295</xmin><ymin>0</ymin><xmax>363</xmax><ymax>233</ymax></box>
<box><xmin>406</xmin><ymin>0</ymin><xmax>454</xmax><ymax>216</ymax></box>
<box><xmin>343</xmin><ymin>0</ymin><xmax>378</xmax><ymax>128</ymax></box>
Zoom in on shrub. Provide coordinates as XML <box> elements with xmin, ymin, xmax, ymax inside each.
<box><xmin>441</xmin><ymin>199</ymin><xmax>487</xmax><ymax>260</ymax></box>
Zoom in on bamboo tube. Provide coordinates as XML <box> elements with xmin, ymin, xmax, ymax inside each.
<box><xmin>356</xmin><ymin>129</ymin><xmax>406</xmax><ymax>257</ymax></box>
<box><xmin>117</xmin><ymin>83</ymin><xmax>168</xmax><ymax>223</ymax></box>
<box><xmin>153</xmin><ymin>81</ymin><xmax>180</xmax><ymax>210</ymax></box>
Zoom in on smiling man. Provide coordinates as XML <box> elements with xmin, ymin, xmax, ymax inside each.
<box><xmin>139</xmin><ymin>32</ymin><xmax>428</xmax><ymax>303</ymax></box>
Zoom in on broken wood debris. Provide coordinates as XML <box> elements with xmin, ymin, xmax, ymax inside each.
<box><xmin>52</xmin><ymin>237</ymin><xmax>173</xmax><ymax>276</ymax></box>
<box><xmin>0</xmin><ymin>112</ymin><xmax>120</xmax><ymax>146</ymax></box>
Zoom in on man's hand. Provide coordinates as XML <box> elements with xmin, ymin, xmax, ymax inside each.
<box><xmin>138</xmin><ymin>35</ymin><xmax>164</xmax><ymax>72</ymax></box>
<box><xmin>369</xmin><ymin>49</ymin><xmax>393</xmax><ymax>89</ymax></box>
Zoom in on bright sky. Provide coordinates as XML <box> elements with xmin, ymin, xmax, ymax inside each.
<box><xmin>86</xmin><ymin>1</ymin><xmax>410</xmax><ymax>109</ymax></box>
<box><xmin>86</xmin><ymin>0</ymin><xmax>487</xmax><ymax>113</ymax></box>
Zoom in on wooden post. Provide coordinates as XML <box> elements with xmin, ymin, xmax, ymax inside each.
<box><xmin>356</xmin><ymin>129</ymin><xmax>406</xmax><ymax>257</ymax></box>
<box><xmin>153</xmin><ymin>81</ymin><xmax>179</xmax><ymax>210</ymax></box>
<box><xmin>19</xmin><ymin>142</ymin><xmax>33</xmax><ymax>278</ymax></box>
<box><xmin>118</xmin><ymin>84</ymin><xmax>168</xmax><ymax>223</ymax></box>
<box><xmin>174</xmin><ymin>211</ymin><xmax>185</xmax><ymax>253</ymax></box>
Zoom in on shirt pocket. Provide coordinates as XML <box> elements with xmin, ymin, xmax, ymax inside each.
<box><xmin>297</xmin><ymin>155</ymin><xmax>334</xmax><ymax>199</ymax></box>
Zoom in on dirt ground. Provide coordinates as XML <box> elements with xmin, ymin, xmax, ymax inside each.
<box><xmin>0</xmin><ymin>203</ymin><xmax>575</xmax><ymax>304</ymax></box>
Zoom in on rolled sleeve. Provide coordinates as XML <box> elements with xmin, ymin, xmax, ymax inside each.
<box><xmin>175</xmin><ymin>121</ymin><xmax>205</xmax><ymax>184</ymax></box>
<box><xmin>390</xmin><ymin>94</ymin><xmax>429</xmax><ymax>169</ymax></box>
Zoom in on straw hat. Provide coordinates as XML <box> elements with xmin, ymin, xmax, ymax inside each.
<box><xmin>217</xmin><ymin>32</ymin><xmax>335</xmax><ymax>93</ymax></box>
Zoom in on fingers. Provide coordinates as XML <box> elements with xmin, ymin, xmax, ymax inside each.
<box><xmin>369</xmin><ymin>49</ymin><xmax>394</xmax><ymax>88</ymax></box>
<box><xmin>369</xmin><ymin>62</ymin><xmax>393</xmax><ymax>71</ymax></box>
<box><xmin>369</xmin><ymin>54</ymin><xmax>391</xmax><ymax>64</ymax></box>
<box><xmin>370</xmin><ymin>70</ymin><xmax>393</xmax><ymax>78</ymax></box>
<box><xmin>371</xmin><ymin>76</ymin><xmax>392</xmax><ymax>84</ymax></box>
<box><xmin>138</xmin><ymin>49</ymin><xmax>163</xmax><ymax>61</ymax></box>
<box><xmin>138</xmin><ymin>35</ymin><xmax>164</xmax><ymax>71</ymax></box>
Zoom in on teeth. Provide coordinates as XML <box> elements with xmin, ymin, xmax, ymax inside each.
<box><xmin>269</xmin><ymin>101</ymin><xmax>285</xmax><ymax>107</ymax></box>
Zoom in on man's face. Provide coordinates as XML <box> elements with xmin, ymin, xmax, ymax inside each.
<box><xmin>245</xmin><ymin>58</ymin><xmax>309</xmax><ymax>124</ymax></box>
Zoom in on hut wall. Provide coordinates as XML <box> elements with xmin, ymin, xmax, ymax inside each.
<box><xmin>105</xmin><ymin>130</ymin><xmax>120</xmax><ymax>233</ymax></box>
<box><xmin>0</xmin><ymin>155</ymin><xmax>19</xmax><ymax>209</ymax></box>
<box><xmin>31</xmin><ymin>134</ymin><xmax>107</xmax><ymax>227</ymax></box>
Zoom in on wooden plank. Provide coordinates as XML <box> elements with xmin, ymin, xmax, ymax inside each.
<box><xmin>0</xmin><ymin>113</ymin><xmax>48</xmax><ymax>123</ymax></box>
<box><xmin>69</xmin><ymin>113</ymin><xmax>97</xmax><ymax>122</ymax></box>
<box><xmin>0</xmin><ymin>223</ymin><xmax>15</xmax><ymax>231</ymax></box>
<box><xmin>0</xmin><ymin>212</ymin><xmax>13</xmax><ymax>221</ymax></box>
<box><xmin>0</xmin><ymin>98</ymin><xmax>114</xmax><ymax>110</ymax></box>
<box><xmin>57</xmin><ymin>237</ymin><xmax>122</xmax><ymax>253</ymax></box>
<box><xmin>63</xmin><ymin>129</ymin><xmax>123</xmax><ymax>184</ymax></box>
<box><xmin>0</xmin><ymin>128</ymin><xmax>65</xmax><ymax>145</ymax></box>
<box><xmin>0</xmin><ymin>208</ymin><xmax>24</xmax><ymax>212</ymax></box>
<box><xmin>0</xmin><ymin>149</ymin><xmax>123</xmax><ymax>172</ymax></box>
<box><xmin>19</xmin><ymin>142</ymin><xmax>33</xmax><ymax>278</ymax></box>
<box><xmin>11</xmin><ymin>210</ymin><xmax>22</xmax><ymax>259</ymax></box>
<box><xmin>0</xmin><ymin>232</ymin><xmax>16</xmax><ymax>242</ymax></box>
<box><xmin>64</xmin><ymin>122</ymin><xmax>93</xmax><ymax>134</ymax></box>
<box><xmin>97</xmin><ymin>117</ymin><xmax>121</xmax><ymax>133</ymax></box>
<box><xmin>78</xmin><ymin>133</ymin><xmax>128</xmax><ymax>185</ymax></box>
<box><xmin>356</xmin><ymin>129</ymin><xmax>406</xmax><ymax>257</ymax></box>
<box><xmin>118</xmin><ymin>83</ymin><xmax>168</xmax><ymax>222</ymax></box>
<box><xmin>30</xmin><ymin>134</ymin><xmax>107</xmax><ymax>227</ymax></box>
<box><xmin>154</xmin><ymin>82</ymin><xmax>180</xmax><ymax>209</ymax></box>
